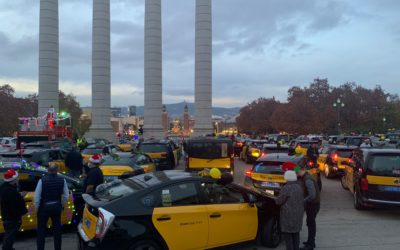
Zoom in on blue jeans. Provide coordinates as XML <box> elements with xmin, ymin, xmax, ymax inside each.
<box><xmin>37</xmin><ymin>202</ymin><xmax>62</xmax><ymax>250</ymax></box>
<box><xmin>2</xmin><ymin>220</ymin><xmax>21</xmax><ymax>250</ymax></box>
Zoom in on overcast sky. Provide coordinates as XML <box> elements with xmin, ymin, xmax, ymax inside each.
<box><xmin>0</xmin><ymin>0</ymin><xmax>399</xmax><ymax>108</ymax></box>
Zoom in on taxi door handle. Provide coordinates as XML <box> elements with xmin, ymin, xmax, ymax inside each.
<box><xmin>157</xmin><ymin>216</ymin><xmax>171</xmax><ymax>221</ymax></box>
<box><xmin>209</xmin><ymin>213</ymin><xmax>221</xmax><ymax>218</ymax></box>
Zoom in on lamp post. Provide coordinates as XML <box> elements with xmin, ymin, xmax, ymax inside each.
<box><xmin>333</xmin><ymin>98</ymin><xmax>345</xmax><ymax>134</ymax></box>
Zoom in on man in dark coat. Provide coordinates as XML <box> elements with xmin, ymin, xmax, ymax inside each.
<box><xmin>65</xmin><ymin>146</ymin><xmax>84</xmax><ymax>178</ymax></box>
<box><xmin>276</xmin><ymin>170</ymin><xmax>304</xmax><ymax>250</ymax></box>
<box><xmin>34</xmin><ymin>164</ymin><xmax>70</xmax><ymax>250</ymax></box>
<box><xmin>298</xmin><ymin>168</ymin><xmax>321</xmax><ymax>250</ymax></box>
<box><xmin>0</xmin><ymin>169</ymin><xmax>28</xmax><ymax>250</ymax></box>
<box><xmin>83</xmin><ymin>154</ymin><xmax>104</xmax><ymax>195</ymax></box>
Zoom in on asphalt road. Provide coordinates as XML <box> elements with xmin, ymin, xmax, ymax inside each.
<box><xmin>8</xmin><ymin>158</ymin><xmax>400</xmax><ymax>250</ymax></box>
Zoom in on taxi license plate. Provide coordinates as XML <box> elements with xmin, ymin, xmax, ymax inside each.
<box><xmin>382</xmin><ymin>186</ymin><xmax>400</xmax><ymax>192</ymax></box>
<box><xmin>261</xmin><ymin>182</ymin><xmax>280</xmax><ymax>188</ymax></box>
<box><xmin>264</xmin><ymin>189</ymin><xmax>274</xmax><ymax>195</ymax></box>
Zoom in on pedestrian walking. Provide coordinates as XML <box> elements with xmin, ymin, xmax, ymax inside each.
<box><xmin>276</xmin><ymin>170</ymin><xmax>304</xmax><ymax>250</ymax></box>
<box><xmin>65</xmin><ymin>146</ymin><xmax>84</xmax><ymax>178</ymax></box>
<box><xmin>0</xmin><ymin>169</ymin><xmax>28</xmax><ymax>250</ymax></box>
<box><xmin>297</xmin><ymin>168</ymin><xmax>321</xmax><ymax>250</ymax></box>
<box><xmin>34</xmin><ymin>164</ymin><xmax>70</xmax><ymax>250</ymax></box>
<box><xmin>83</xmin><ymin>154</ymin><xmax>104</xmax><ymax>195</ymax></box>
<box><xmin>306</xmin><ymin>142</ymin><xmax>319</xmax><ymax>166</ymax></box>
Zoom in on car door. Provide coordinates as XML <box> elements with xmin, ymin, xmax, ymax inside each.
<box><xmin>152</xmin><ymin>181</ymin><xmax>208</xmax><ymax>250</ymax></box>
<box><xmin>201</xmin><ymin>182</ymin><xmax>258</xmax><ymax>248</ymax></box>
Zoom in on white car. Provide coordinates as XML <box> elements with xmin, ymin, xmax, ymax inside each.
<box><xmin>0</xmin><ymin>137</ymin><xmax>17</xmax><ymax>151</ymax></box>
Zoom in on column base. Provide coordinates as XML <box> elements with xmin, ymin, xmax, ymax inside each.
<box><xmin>85</xmin><ymin>127</ymin><xmax>116</xmax><ymax>143</ymax></box>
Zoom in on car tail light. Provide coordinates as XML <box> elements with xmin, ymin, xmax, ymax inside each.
<box><xmin>160</xmin><ymin>153</ymin><xmax>167</xmax><ymax>157</ymax></box>
<box><xmin>307</xmin><ymin>161</ymin><xmax>314</xmax><ymax>167</ymax></box>
<box><xmin>245</xmin><ymin>168</ymin><xmax>253</xmax><ymax>177</ymax></box>
<box><xmin>333</xmin><ymin>153</ymin><xmax>338</xmax><ymax>162</ymax></box>
<box><xmin>360</xmin><ymin>178</ymin><xmax>369</xmax><ymax>191</ymax></box>
<box><xmin>95</xmin><ymin>208</ymin><xmax>115</xmax><ymax>239</ymax></box>
<box><xmin>348</xmin><ymin>158</ymin><xmax>353</xmax><ymax>164</ymax></box>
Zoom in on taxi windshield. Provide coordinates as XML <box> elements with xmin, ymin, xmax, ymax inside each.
<box><xmin>254</xmin><ymin>161</ymin><xmax>285</xmax><ymax>174</ymax></box>
<box><xmin>140</xmin><ymin>144</ymin><xmax>167</xmax><ymax>153</ymax></box>
<box><xmin>367</xmin><ymin>154</ymin><xmax>400</xmax><ymax>176</ymax></box>
<box><xmin>95</xmin><ymin>179</ymin><xmax>138</xmax><ymax>200</ymax></box>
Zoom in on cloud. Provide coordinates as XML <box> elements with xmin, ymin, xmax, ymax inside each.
<box><xmin>1</xmin><ymin>0</ymin><xmax>400</xmax><ymax>108</ymax></box>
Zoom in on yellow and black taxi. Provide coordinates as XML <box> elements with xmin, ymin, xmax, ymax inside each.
<box><xmin>99</xmin><ymin>152</ymin><xmax>155</xmax><ymax>182</ymax></box>
<box><xmin>116</xmin><ymin>140</ymin><xmax>133</xmax><ymax>152</ymax></box>
<box><xmin>244</xmin><ymin>153</ymin><xmax>307</xmax><ymax>196</ymax></box>
<box><xmin>241</xmin><ymin>140</ymin><xmax>269</xmax><ymax>163</ymax></box>
<box><xmin>341</xmin><ymin>148</ymin><xmax>400</xmax><ymax>209</ymax></box>
<box><xmin>0</xmin><ymin>161</ymin><xmax>84</xmax><ymax>233</ymax></box>
<box><xmin>0</xmin><ymin>148</ymin><xmax>69</xmax><ymax>173</ymax></box>
<box><xmin>184</xmin><ymin>137</ymin><xmax>234</xmax><ymax>174</ymax></box>
<box><xmin>318</xmin><ymin>144</ymin><xmax>356</xmax><ymax>178</ymax></box>
<box><xmin>137</xmin><ymin>140</ymin><xmax>179</xmax><ymax>170</ymax></box>
<box><xmin>78</xmin><ymin>170</ymin><xmax>282</xmax><ymax>250</ymax></box>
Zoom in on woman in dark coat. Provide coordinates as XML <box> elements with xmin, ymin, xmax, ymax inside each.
<box><xmin>276</xmin><ymin>170</ymin><xmax>304</xmax><ymax>250</ymax></box>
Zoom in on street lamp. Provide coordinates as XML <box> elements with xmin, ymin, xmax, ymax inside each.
<box><xmin>333</xmin><ymin>98</ymin><xmax>345</xmax><ymax>134</ymax></box>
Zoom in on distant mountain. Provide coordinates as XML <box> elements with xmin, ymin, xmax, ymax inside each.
<box><xmin>134</xmin><ymin>102</ymin><xmax>240</xmax><ymax>117</ymax></box>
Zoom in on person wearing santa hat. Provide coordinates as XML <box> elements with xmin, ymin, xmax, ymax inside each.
<box><xmin>0</xmin><ymin>169</ymin><xmax>28</xmax><ymax>250</ymax></box>
<box><xmin>83</xmin><ymin>154</ymin><xmax>104</xmax><ymax>195</ymax></box>
<box><xmin>276</xmin><ymin>170</ymin><xmax>304</xmax><ymax>250</ymax></box>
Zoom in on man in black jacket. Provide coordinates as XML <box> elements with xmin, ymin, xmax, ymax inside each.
<box><xmin>65</xmin><ymin>146</ymin><xmax>84</xmax><ymax>178</ymax></box>
<box><xmin>298</xmin><ymin>168</ymin><xmax>321</xmax><ymax>250</ymax></box>
<box><xmin>0</xmin><ymin>169</ymin><xmax>28</xmax><ymax>250</ymax></box>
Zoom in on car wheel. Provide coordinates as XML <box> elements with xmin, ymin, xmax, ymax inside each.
<box><xmin>353</xmin><ymin>188</ymin><xmax>365</xmax><ymax>210</ymax></box>
<box><xmin>260</xmin><ymin>216</ymin><xmax>281</xmax><ymax>248</ymax></box>
<box><xmin>341</xmin><ymin>175</ymin><xmax>348</xmax><ymax>190</ymax></box>
<box><xmin>128</xmin><ymin>239</ymin><xmax>162</xmax><ymax>250</ymax></box>
<box><xmin>324</xmin><ymin>164</ymin><xmax>331</xmax><ymax>178</ymax></box>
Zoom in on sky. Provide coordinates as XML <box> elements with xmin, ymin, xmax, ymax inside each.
<box><xmin>0</xmin><ymin>0</ymin><xmax>399</xmax><ymax>108</ymax></box>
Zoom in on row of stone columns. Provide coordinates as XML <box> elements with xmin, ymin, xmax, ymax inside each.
<box><xmin>38</xmin><ymin>0</ymin><xmax>213</xmax><ymax>140</ymax></box>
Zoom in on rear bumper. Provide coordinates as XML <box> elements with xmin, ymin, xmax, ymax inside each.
<box><xmin>363</xmin><ymin>197</ymin><xmax>400</xmax><ymax>207</ymax></box>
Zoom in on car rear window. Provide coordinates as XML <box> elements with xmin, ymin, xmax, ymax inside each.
<box><xmin>336</xmin><ymin>149</ymin><xmax>353</xmax><ymax>158</ymax></box>
<box><xmin>140</xmin><ymin>144</ymin><xmax>167</xmax><ymax>153</ymax></box>
<box><xmin>101</xmin><ymin>156</ymin><xmax>135</xmax><ymax>166</ymax></box>
<box><xmin>298</xmin><ymin>142</ymin><xmax>311</xmax><ymax>148</ymax></box>
<box><xmin>253</xmin><ymin>161</ymin><xmax>285</xmax><ymax>174</ymax></box>
<box><xmin>95</xmin><ymin>179</ymin><xmax>138</xmax><ymax>200</ymax></box>
<box><xmin>188</xmin><ymin>142</ymin><xmax>229</xmax><ymax>159</ymax></box>
<box><xmin>263</xmin><ymin>147</ymin><xmax>288</xmax><ymax>154</ymax></box>
<box><xmin>367</xmin><ymin>154</ymin><xmax>400</xmax><ymax>176</ymax></box>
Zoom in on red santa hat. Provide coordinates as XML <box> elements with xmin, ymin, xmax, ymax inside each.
<box><xmin>282</xmin><ymin>162</ymin><xmax>297</xmax><ymax>171</ymax></box>
<box><xmin>4</xmin><ymin>169</ymin><xmax>18</xmax><ymax>182</ymax></box>
<box><xmin>89</xmin><ymin>154</ymin><xmax>102</xmax><ymax>164</ymax></box>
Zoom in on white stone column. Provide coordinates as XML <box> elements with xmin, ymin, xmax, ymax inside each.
<box><xmin>38</xmin><ymin>0</ymin><xmax>59</xmax><ymax>116</ymax></box>
<box><xmin>194</xmin><ymin>0</ymin><xmax>213</xmax><ymax>136</ymax></box>
<box><xmin>86</xmin><ymin>0</ymin><xmax>114</xmax><ymax>141</ymax></box>
<box><xmin>144</xmin><ymin>0</ymin><xmax>164</xmax><ymax>139</ymax></box>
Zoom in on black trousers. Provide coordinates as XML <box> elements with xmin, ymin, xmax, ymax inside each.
<box><xmin>305</xmin><ymin>202</ymin><xmax>320</xmax><ymax>247</ymax></box>
<box><xmin>37</xmin><ymin>203</ymin><xmax>63</xmax><ymax>250</ymax></box>
<box><xmin>283</xmin><ymin>232</ymin><xmax>300</xmax><ymax>250</ymax></box>
<box><xmin>2</xmin><ymin>220</ymin><xmax>21</xmax><ymax>250</ymax></box>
